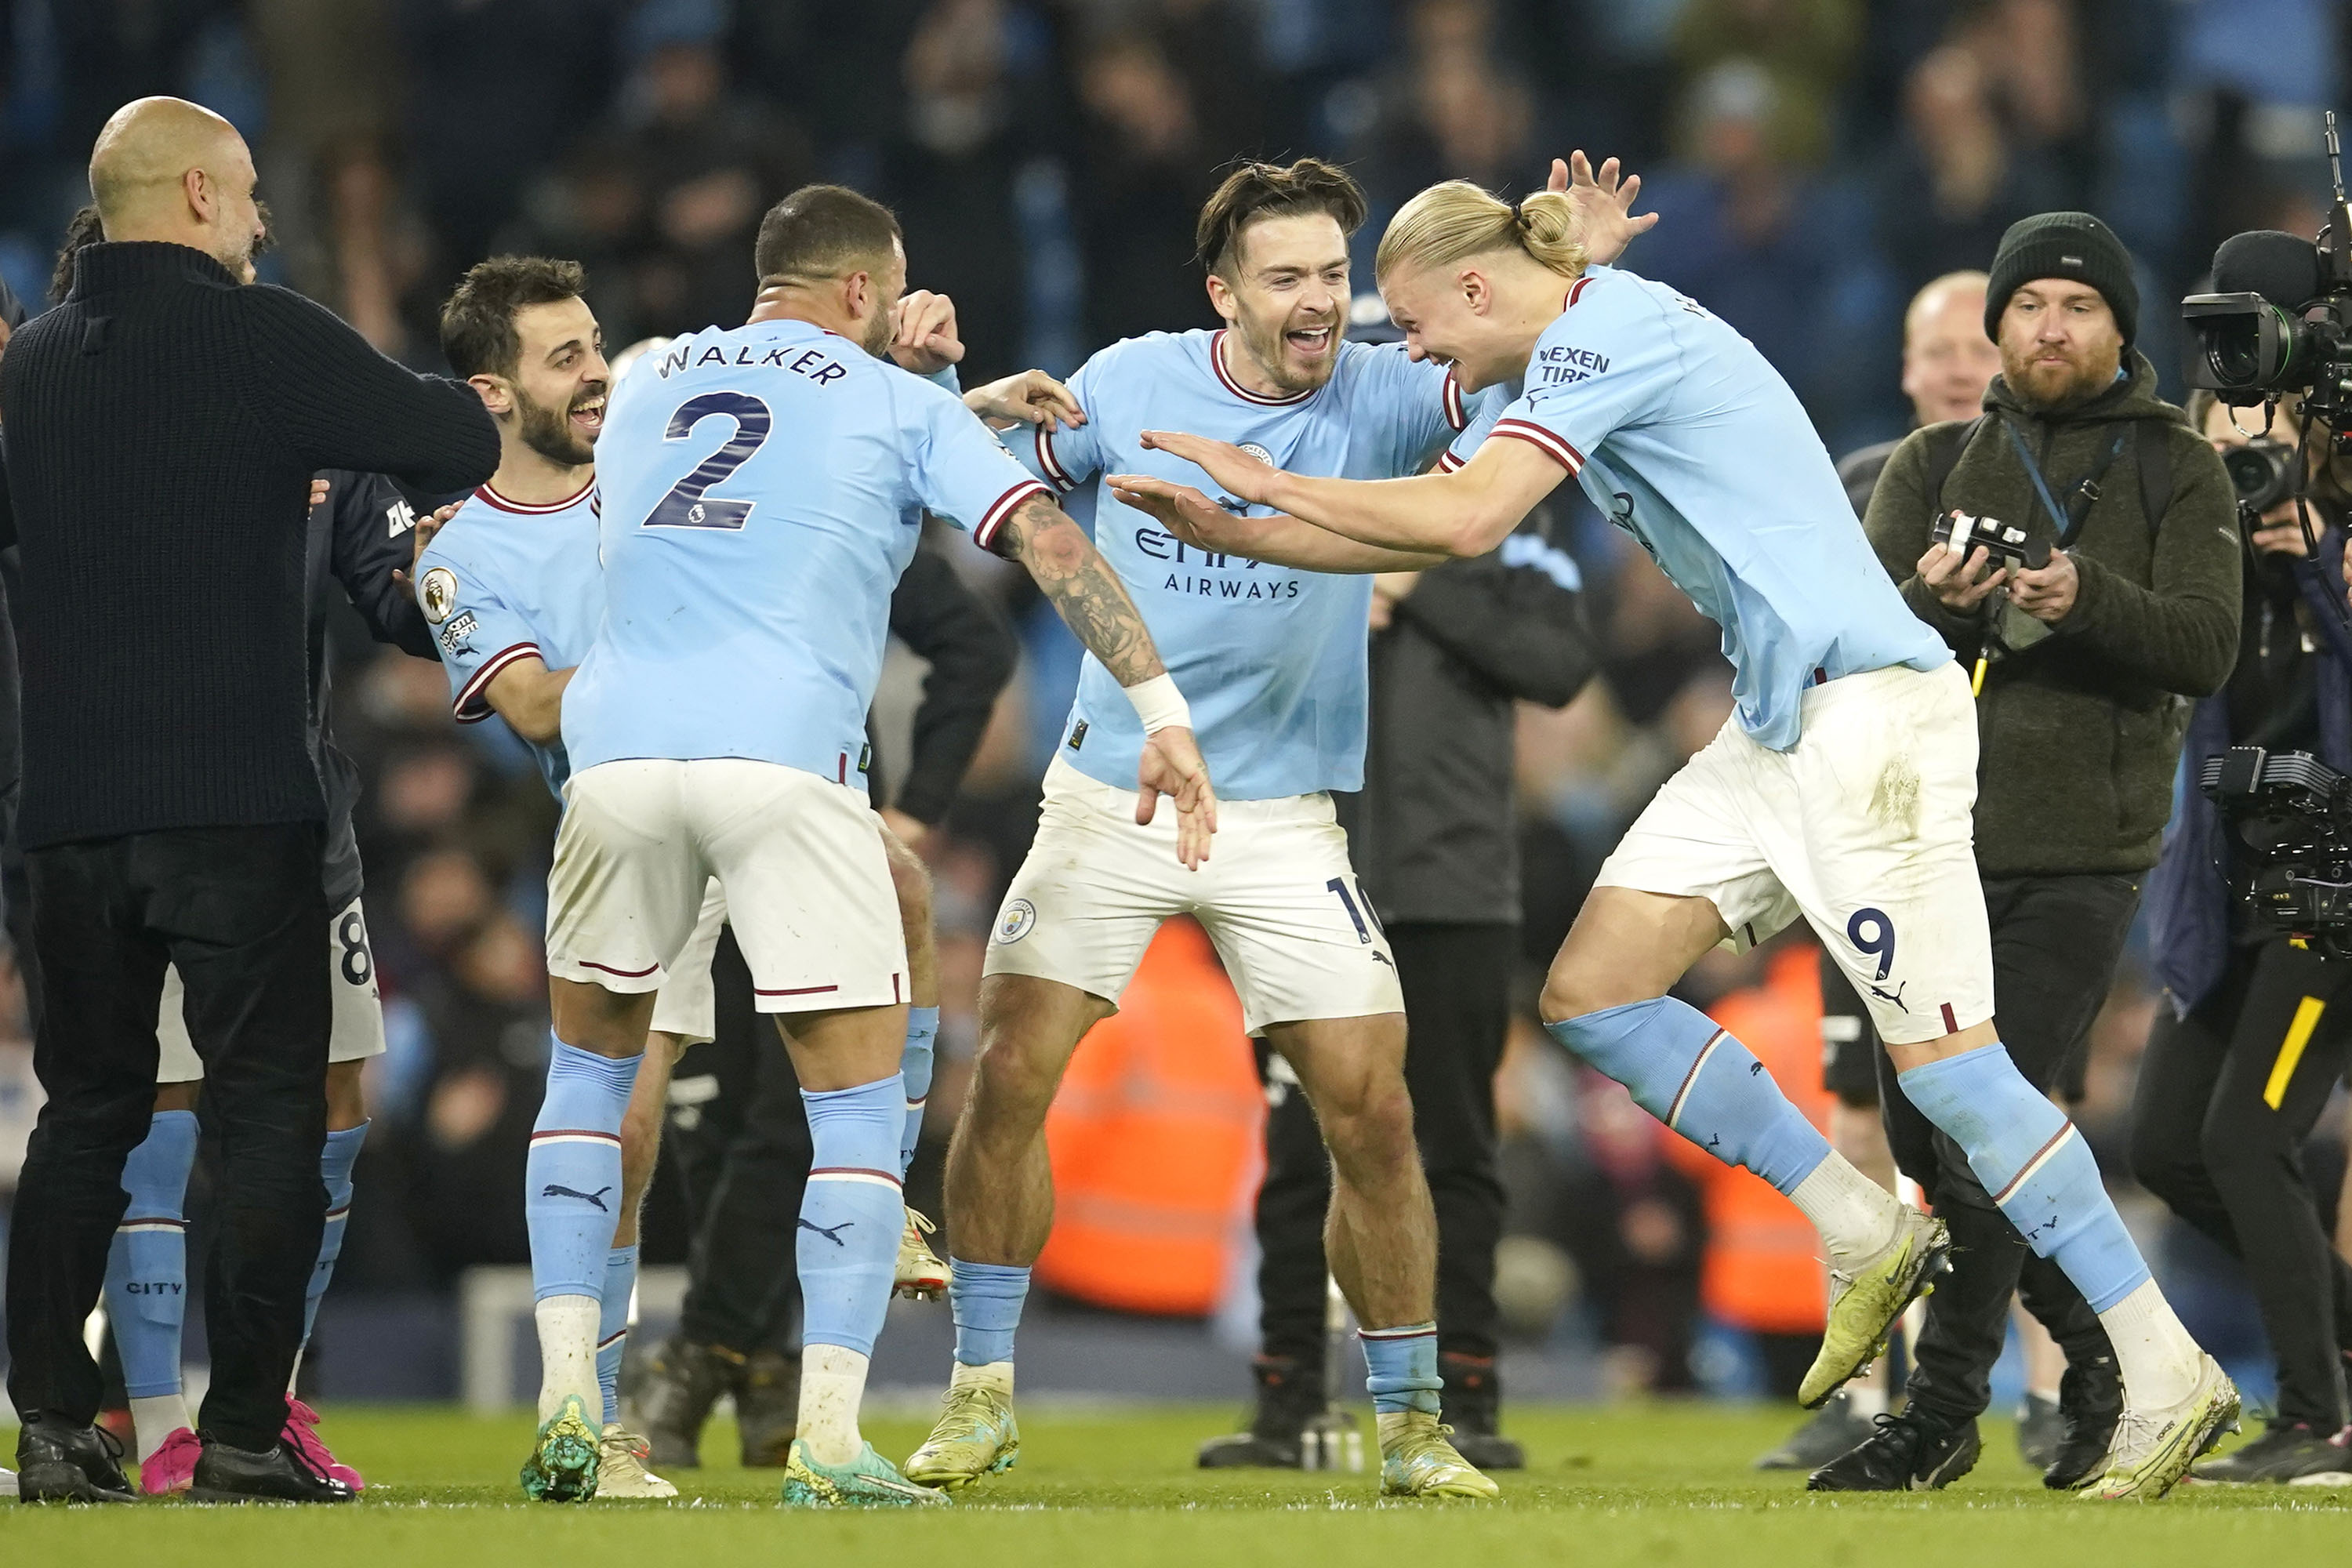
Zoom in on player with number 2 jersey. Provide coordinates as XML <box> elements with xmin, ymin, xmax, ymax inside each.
<box><xmin>552</xmin><ymin>184</ymin><xmax>1210</xmax><ymax>1511</ymax></box>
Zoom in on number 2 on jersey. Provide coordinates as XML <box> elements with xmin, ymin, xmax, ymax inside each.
<box><xmin>642</xmin><ymin>391</ymin><xmax>772</xmax><ymax>530</ymax></box>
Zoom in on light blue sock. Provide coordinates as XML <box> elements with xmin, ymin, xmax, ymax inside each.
<box><xmin>597</xmin><ymin>1244</ymin><xmax>638</xmax><ymax>1426</ymax></box>
<box><xmin>1360</xmin><ymin>1323</ymin><xmax>1441</xmax><ymax>1415</ymax></box>
<box><xmin>104</xmin><ymin>1109</ymin><xmax>199</xmax><ymax>1399</ymax></box>
<box><xmin>1547</xmin><ymin>996</ymin><xmax>1830</xmax><ymax>1194</ymax></box>
<box><xmin>900</xmin><ymin>1006</ymin><xmax>938</xmax><ymax>1179</ymax></box>
<box><xmin>302</xmin><ymin>1120</ymin><xmax>368</xmax><ymax>1348</ymax></box>
<box><xmin>799</xmin><ymin>1073</ymin><xmax>906</xmax><ymax>1357</ymax></box>
<box><xmin>526</xmin><ymin>1038</ymin><xmax>640</xmax><ymax>1302</ymax></box>
<box><xmin>949</xmin><ymin>1259</ymin><xmax>1030</xmax><ymax>1367</ymax></box>
<box><xmin>1897</xmin><ymin>1044</ymin><xmax>2151</xmax><ymax>1312</ymax></box>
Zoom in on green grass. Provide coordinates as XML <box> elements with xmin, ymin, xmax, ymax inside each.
<box><xmin>3</xmin><ymin>1403</ymin><xmax>2349</xmax><ymax>1565</ymax></box>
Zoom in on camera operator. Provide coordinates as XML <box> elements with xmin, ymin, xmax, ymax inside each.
<box><xmin>2132</xmin><ymin>390</ymin><xmax>2352</xmax><ymax>1483</ymax></box>
<box><xmin>1813</xmin><ymin>212</ymin><xmax>2241</xmax><ymax>1494</ymax></box>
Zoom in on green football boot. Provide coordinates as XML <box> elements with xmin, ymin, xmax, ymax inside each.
<box><xmin>780</xmin><ymin>1439</ymin><xmax>949</xmax><ymax>1508</ymax></box>
<box><xmin>1800</xmin><ymin>1210</ymin><xmax>1951</xmax><ymax>1409</ymax></box>
<box><xmin>519</xmin><ymin>1394</ymin><xmax>602</xmax><ymax>1502</ymax></box>
<box><xmin>2089</xmin><ymin>1355</ymin><xmax>2240</xmax><ymax>1501</ymax></box>
<box><xmin>1379</xmin><ymin>1411</ymin><xmax>1501</xmax><ymax>1500</ymax></box>
<box><xmin>904</xmin><ymin>1382</ymin><xmax>1022</xmax><ymax>1491</ymax></box>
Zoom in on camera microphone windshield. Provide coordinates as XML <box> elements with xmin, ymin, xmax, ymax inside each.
<box><xmin>2212</xmin><ymin>230</ymin><xmax>2327</xmax><ymax>310</ymax></box>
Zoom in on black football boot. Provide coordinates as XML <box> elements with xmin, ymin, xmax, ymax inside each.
<box><xmin>1807</xmin><ymin>1408</ymin><xmax>1983</xmax><ymax>1492</ymax></box>
<box><xmin>1197</xmin><ymin>1356</ymin><xmax>1323</xmax><ymax>1468</ymax></box>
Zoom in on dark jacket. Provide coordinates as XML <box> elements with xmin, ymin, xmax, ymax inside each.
<box><xmin>1343</xmin><ymin>522</ymin><xmax>1595</xmax><ymax>925</ymax></box>
<box><xmin>0</xmin><ymin>242</ymin><xmax>496</xmax><ymax>848</ymax></box>
<box><xmin>2147</xmin><ymin>527</ymin><xmax>2352</xmax><ymax>1012</ymax></box>
<box><xmin>311</xmin><ymin>470</ymin><xmax>438</xmax><ymax>909</ymax></box>
<box><xmin>878</xmin><ymin>545</ymin><xmax>1017</xmax><ymax>827</ymax></box>
<box><xmin>1864</xmin><ymin>350</ymin><xmax>2240</xmax><ymax>876</ymax></box>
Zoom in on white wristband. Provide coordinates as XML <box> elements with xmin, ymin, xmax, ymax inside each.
<box><xmin>1123</xmin><ymin>673</ymin><xmax>1192</xmax><ymax>735</ymax></box>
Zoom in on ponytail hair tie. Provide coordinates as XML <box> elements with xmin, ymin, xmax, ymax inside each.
<box><xmin>1511</xmin><ymin>198</ymin><xmax>1532</xmax><ymax>230</ymax></box>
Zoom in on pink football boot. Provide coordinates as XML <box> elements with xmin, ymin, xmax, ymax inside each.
<box><xmin>283</xmin><ymin>1397</ymin><xmax>365</xmax><ymax>1491</ymax></box>
<box><xmin>138</xmin><ymin>1428</ymin><xmax>201</xmax><ymax>1496</ymax></box>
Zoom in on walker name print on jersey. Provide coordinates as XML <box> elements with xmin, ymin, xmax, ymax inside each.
<box><xmin>561</xmin><ymin>316</ymin><xmax>1051</xmax><ymax>784</ymax></box>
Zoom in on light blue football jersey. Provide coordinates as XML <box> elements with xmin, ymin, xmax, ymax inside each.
<box><xmin>561</xmin><ymin>319</ymin><xmax>1048</xmax><ymax>787</ymax></box>
<box><xmin>1446</xmin><ymin>264</ymin><xmax>1949</xmax><ymax>750</ymax></box>
<box><xmin>1020</xmin><ymin>329</ymin><xmax>1477</xmax><ymax>800</ymax></box>
<box><xmin>417</xmin><ymin>477</ymin><xmax>607</xmax><ymax>795</ymax></box>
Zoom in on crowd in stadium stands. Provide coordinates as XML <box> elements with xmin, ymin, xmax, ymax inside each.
<box><xmin>0</xmin><ymin>0</ymin><xmax>2343</xmax><ymax>1397</ymax></box>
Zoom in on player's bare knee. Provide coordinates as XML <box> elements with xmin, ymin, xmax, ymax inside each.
<box><xmin>1314</xmin><ymin>1072</ymin><xmax>1415</xmax><ymax>1174</ymax></box>
<box><xmin>966</xmin><ymin>1029</ymin><xmax>1065</xmax><ymax>1130</ymax></box>
<box><xmin>1539</xmin><ymin>966</ymin><xmax>1606</xmax><ymax>1025</ymax></box>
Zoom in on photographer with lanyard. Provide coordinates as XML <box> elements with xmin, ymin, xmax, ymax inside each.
<box><xmin>1825</xmin><ymin>212</ymin><xmax>2239</xmax><ymax>1494</ymax></box>
<box><xmin>2132</xmin><ymin>390</ymin><xmax>2352</xmax><ymax>1484</ymax></box>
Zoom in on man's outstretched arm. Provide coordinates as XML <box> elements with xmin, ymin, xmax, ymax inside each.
<box><xmin>1116</xmin><ymin>434</ymin><xmax>1568</xmax><ymax>561</ymax></box>
<box><xmin>986</xmin><ymin>493</ymin><xmax>1218</xmax><ymax>866</ymax></box>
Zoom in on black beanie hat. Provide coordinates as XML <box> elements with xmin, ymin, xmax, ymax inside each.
<box><xmin>1984</xmin><ymin>211</ymin><xmax>2139</xmax><ymax>347</ymax></box>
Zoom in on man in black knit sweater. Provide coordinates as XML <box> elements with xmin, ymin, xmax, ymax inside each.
<box><xmin>0</xmin><ymin>97</ymin><xmax>496</xmax><ymax>1504</ymax></box>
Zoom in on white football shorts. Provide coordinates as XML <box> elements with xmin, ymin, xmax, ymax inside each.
<box><xmin>547</xmin><ymin>759</ymin><xmax>906</xmax><ymax>1013</ymax></box>
<box><xmin>984</xmin><ymin>755</ymin><xmax>1404</xmax><ymax>1036</ymax></box>
<box><xmin>1592</xmin><ymin>661</ymin><xmax>1994</xmax><ymax>1046</ymax></box>
<box><xmin>156</xmin><ymin>895</ymin><xmax>387</xmax><ymax>1083</ymax></box>
<box><xmin>646</xmin><ymin>878</ymin><xmax>726</xmax><ymax>1045</ymax></box>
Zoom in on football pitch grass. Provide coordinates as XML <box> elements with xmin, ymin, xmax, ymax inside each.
<box><xmin>4</xmin><ymin>1402</ymin><xmax>2350</xmax><ymax>1565</ymax></box>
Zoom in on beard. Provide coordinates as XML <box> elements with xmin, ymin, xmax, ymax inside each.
<box><xmin>517</xmin><ymin>387</ymin><xmax>597</xmax><ymax>467</ymax></box>
<box><xmin>861</xmin><ymin>307</ymin><xmax>895</xmax><ymax>359</ymax></box>
<box><xmin>2005</xmin><ymin>348</ymin><xmax>2115</xmax><ymax>411</ymax></box>
<box><xmin>1232</xmin><ymin>309</ymin><xmax>1338</xmax><ymax>395</ymax></box>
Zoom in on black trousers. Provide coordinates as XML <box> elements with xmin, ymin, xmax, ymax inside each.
<box><xmin>2132</xmin><ymin>938</ymin><xmax>2352</xmax><ymax>1428</ymax></box>
<box><xmin>1256</xmin><ymin>923</ymin><xmax>1512</xmax><ymax>1370</ymax></box>
<box><xmin>664</xmin><ymin>927</ymin><xmax>808</xmax><ymax>1353</ymax></box>
<box><xmin>1874</xmin><ymin>873</ymin><xmax>2140</xmax><ymax>1428</ymax></box>
<box><xmin>5</xmin><ymin>823</ymin><xmax>329</xmax><ymax>1450</ymax></box>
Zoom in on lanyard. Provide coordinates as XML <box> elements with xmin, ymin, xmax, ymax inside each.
<box><xmin>2002</xmin><ymin>419</ymin><xmax>2128</xmax><ymax>547</ymax></box>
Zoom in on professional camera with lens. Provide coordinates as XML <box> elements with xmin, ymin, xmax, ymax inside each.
<box><xmin>2223</xmin><ymin>438</ymin><xmax>2299</xmax><ymax>513</ymax></box>
<box><xmin>2183</xmin><ymin>114</ymin><xmax>2352</xmax><ymax>440</ymax></box>
<box><xmin>2200</xmin><ymin>746</ymin><xmax>2352</xmax><ymax>954</ymax></box>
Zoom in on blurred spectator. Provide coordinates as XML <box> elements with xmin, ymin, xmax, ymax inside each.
<box><xmin>1640</xmin><ymin>61</ymin><xmax>1857</xmax><ymax>423</ymax></box>
<box><xmin>1951</xmin><ymin>0</ymin><xmax>2088</xmax><ymax>185</ymax></box>
<box><xmin>1876</xmin><ymin>46</ymin><xmax>2061</xmax><ymax>298</ymax></box>
<box><xmin>402</xmin><ymin>909</ymin><xmax>550</xmax><ymax>1280</ymax></box>
<box><xmin>397</xmin><ymin>0</ymin><xmax>622</xmax><ymax>320</ymax></box>
<box><xmin>1069</xmin><ymin>28</ymin><xmax>1219</xmax><ymax>350</ymax></box>
<box><xmin>1671</xmin><ymin>0</ymin><xmax>1861</xmax><ymax>169</ymax></box>
<box><xmin>248</xmin><ymin>0</ymin><xmax>411</xmax><ymax>352</ymax></box>
<box><xmin>619</xmin><ymin>25</ymin><xmax>816</xmax><ymax>336</ymax></box>
<box><xmin>885</xmin><ymin>0</ymin><xmax>1035</xmax><ymax>380</ymax></box>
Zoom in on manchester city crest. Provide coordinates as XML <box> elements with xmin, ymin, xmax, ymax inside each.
<box><xmin>1239</xmin><ymin>442</ymin><xmax>1275</xmax><ymax>466</ymax></box>
<box><xmin>420</xmin><ymin>566</ymin><xmax>458</xmax><ymax>625</ymax></box>
<box><xmin>995</xmin><ymin>898</ymin><xmax>1038</xmax><ymax>945</ymax></box>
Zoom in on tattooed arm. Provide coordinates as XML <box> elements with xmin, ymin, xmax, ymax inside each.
<box><xmin>989</xmin><ymin>494</ymin><xmax>1218</xmax><ymax>866</ymax></box>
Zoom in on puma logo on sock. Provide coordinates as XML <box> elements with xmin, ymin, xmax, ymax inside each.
<box><xmin>543</xmin><ymin>1183</ymin><xmax>612</xmax><ymax>1211</ymax></box>
<box><xmin>800</xmin><ymin>1218</ymin><xmax>855</xmax><ymax>1247</ymax></box>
